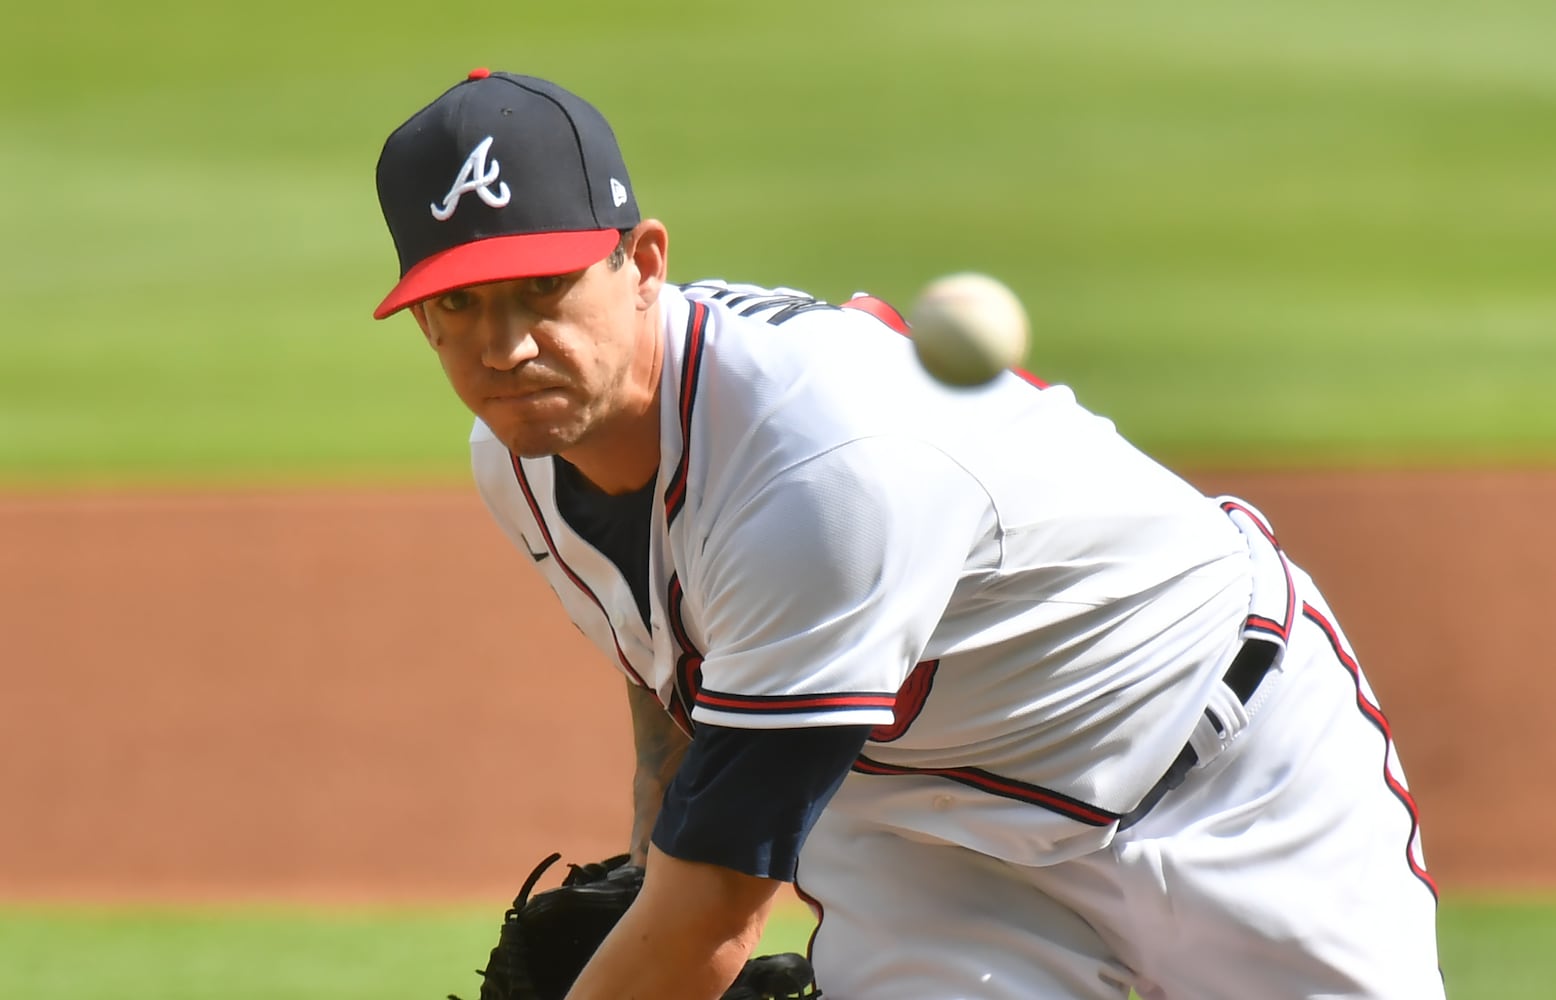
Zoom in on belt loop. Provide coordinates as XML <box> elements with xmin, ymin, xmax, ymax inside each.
<box><xmin>1188</xmin><ymin>682</ymin><xmax>1251</xmax><ymax>765</ymax></box>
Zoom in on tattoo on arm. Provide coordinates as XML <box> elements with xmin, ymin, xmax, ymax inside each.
<box><xmin>625</xmin><ymin>681</ymin><xmax>690</xmax><ymax>865</ymax></box>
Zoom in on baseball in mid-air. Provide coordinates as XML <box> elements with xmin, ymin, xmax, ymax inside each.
<box><xmin>907</xmin><ymin>272</ymin><xmax>1030</xmax><ymax>387</ymax></box>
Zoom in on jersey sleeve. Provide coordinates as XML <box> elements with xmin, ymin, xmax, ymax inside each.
<box><xmin>651</xmin><ymin>722</ymin><xmax>872</xmax><ymax>880</ymax></box>
<box><xmin>690</xmin><ymin>435</ymin><xmax>994</xmax><ymax>729</ymax></box>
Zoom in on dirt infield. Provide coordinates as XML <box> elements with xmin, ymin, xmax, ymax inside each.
<box><xmin>1</xmin><ymin>469</ymin><xmax>1550</xmax><ymax>903</ymax></box>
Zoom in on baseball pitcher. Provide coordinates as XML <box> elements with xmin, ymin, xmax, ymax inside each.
<box><xmin>371</xmin><ymin>69</ymin><xmax>1445</xmax><ymax>1000</ymax></box>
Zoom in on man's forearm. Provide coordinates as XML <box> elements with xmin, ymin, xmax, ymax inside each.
<box><xmin>625</xmin><ymin>680</ymin><xmax>690</xmax><ymax>864</ymax></box>
<box><xmin>564</xmin><ymin>846</ymin><xmax>779</xmax><ymax>1000</ymax></box>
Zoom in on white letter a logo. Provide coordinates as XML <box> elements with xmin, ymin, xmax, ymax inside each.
<box><xmin>430</xmin><ymin>137</ymin><xmax>512</xmax><ymax>221</ymax></box>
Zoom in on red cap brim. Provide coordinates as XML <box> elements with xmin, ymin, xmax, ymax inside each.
<box><xmin>372</xmin><ymin>229</ymin><xmax>622</xmax><ymax>319</ymax></box>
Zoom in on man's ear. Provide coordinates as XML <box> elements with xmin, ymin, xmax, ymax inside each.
<box><xmin>628</xmin><ymin>220</ymin><xmax>669</xmax><ymax>309</ymax></box>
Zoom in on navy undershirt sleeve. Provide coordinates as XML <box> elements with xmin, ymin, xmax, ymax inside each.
<box><xmin>651</xmin><ymin>723</ymin><xmax>872</xmax><ymax>881</ymax></box>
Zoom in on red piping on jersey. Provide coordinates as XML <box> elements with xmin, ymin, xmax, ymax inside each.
<box><xmin>1245</xmin><ymin>615</ymin><xmax>1289</xmax><ymax>642</ymax></box>
<box><xmin>852</xmin><ymin>754</ymin><xmax>1120</xmax><ymax>828</ymax></box>
<box><xmin>1303</xmin><ymin>603</ymin><xmax>1439</xmax><ymax>901</ymax></box>
<box><xmin>695</xmin><ymin>689</ymin><xmax>899</xmax><ymax>714</ymax></box>
<box><xmin>509</xmin><ymin>455</ymin><xmax>649</xmax><ymax>690</ymax></box>
<box><xmin>1220</xmin><ymin>498</ymin><xmax>1296</xmax><ymax>643</ymax></box>
<box><xmin>839</xmin><ymin>294</ymin><xmax>909</xmax><ymax>334</ymax></box>
<box><xmin>664</xmin><ymin>573</ymin><xmax>702</xmax><ymax>735</ymax></box>
<box><xmin>663</xmin><ymin>300</ymin><xmax>709</xmax><ymax>524</ymax></box>
<box><xmin>870</xmin><ymin>659</ymin><xmax>939</xmax><ymax>742</ymax></box>
<box><xmin>658</xmin><ymin>302</ymin><xmax>712</xmax><ymax>734</ymax></box>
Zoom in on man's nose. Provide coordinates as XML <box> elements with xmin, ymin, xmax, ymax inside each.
<box><xmin>482</xmin><ymin>304</ymin><xmax>541</xmax><ymax>371</ymax></box>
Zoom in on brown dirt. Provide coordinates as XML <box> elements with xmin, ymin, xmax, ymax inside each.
<box><xmin>0</xmin><ymin>470</ymin><xmax>1550</xmax><ymax>904</ymax></box>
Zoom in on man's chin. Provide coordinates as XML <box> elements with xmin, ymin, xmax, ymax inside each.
<box><xmin>479</xmin><ymin>410</ymin><xmax>581</xmax><ymax>460</ymax></box>
<box><xmin>496</xmin><ymin>426</ymin><xmax>580</xmax><ymax>461</ymax></box>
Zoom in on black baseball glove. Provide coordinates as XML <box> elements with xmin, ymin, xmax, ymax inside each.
<box><xmin>448</xmin><ymin>851</ymin><xmax>822</xmax><ymax>1000</ymax></box>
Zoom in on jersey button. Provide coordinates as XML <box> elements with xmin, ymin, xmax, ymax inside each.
<box><xmin>931</xmin><ymin>794</ymin><xmax>953</xmax><ymax>811</ymax></box>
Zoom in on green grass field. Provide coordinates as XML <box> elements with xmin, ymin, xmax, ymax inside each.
<box><xmin>2</xmin><ymin>897</ymin><xmax>1554</xmax><ymax>999</ymax></box>
<box><xmin>3</xmin><ymin>1</ymin><xmax>1555</xmax><ymax>486</ymax></box>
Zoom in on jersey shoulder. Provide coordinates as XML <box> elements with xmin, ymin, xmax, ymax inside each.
<box><xmin>668</xmin><ymin>280</ymin><xmax>924</xmax><ymax>471</ymax></box>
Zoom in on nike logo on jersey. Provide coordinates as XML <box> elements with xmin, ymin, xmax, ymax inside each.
<box><xmin>431</xmin><ymin>136</ymin><xmax>511</xmax><ymax>221</ymax></box>
<box><xmin>526</xmin><ymin>546</ymin><xmax>551</xmax><ymax>563</ymax></box>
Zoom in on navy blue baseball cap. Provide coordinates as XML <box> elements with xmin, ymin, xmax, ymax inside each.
<box><xmin>373</xmin><ymin>69</ymin><xmax>640</xmax><ymax>319</ymax></box>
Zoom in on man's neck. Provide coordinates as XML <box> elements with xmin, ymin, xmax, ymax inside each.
<box><xmin>561</xmin><ymin>430</ymin><xmax>661</xmax><ymax>496</ymax></box>
<box><xmin>561</xmin><ymin>307</ymin><xmax>665</xmax><ymax>495</ymax></box>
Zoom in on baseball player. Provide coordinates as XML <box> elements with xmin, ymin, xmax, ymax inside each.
<box><xmin>371</xmin><ymin>69</ymin><xmax>1445</xmax><ymax>999</ymax></box>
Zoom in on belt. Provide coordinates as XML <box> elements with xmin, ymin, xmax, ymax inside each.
<box><xmin>1118</xmin><ymin>637</ymin><xmax>1281</xmax><ymax>830</ymax></box>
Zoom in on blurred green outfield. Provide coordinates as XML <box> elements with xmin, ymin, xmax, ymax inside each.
<box><xmin>2</xmin><ymin>0</ymin><xmax>1555</xmax><ymax>486</ymax></box>
<box><xmin>2</xmin><ymin>897</ymin><xmax>1554</xmax><ymax>999</ymax></box>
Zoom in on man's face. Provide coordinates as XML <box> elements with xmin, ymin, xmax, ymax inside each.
<box><xmin>410</xmin><ymin>236</ymin><xmax>656</xmax><ymax>460</ymax></box>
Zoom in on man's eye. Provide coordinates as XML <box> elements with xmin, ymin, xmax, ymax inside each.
<box><xmin>436</xmin><ymin>290</ymin><xmax>473</xmax><ymax>311</ymax></box>
<box><xmin>526</xmin><ymin>274</ymin><xmax>567</xmax><ymax>296</ymax></box>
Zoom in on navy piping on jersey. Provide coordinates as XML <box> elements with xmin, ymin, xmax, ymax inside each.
<box><xmin>1220</xmin><ymin>498</ymin><xmax>1297</xmax><ymax>643</ymax></box>
<box><xmin>851</xmin><ymin>754</ymin><xmax>1121</xmax><ymax>828</ymax></box>
<box><xmin>509</xmin><ymin>455</ymin><xmax>649</xmax><ymax>689</ymax></box>
<box><xmin>1304</xmin><ymin>602</ymin><xmax>1439</xmax><ymax>901</ymax></box>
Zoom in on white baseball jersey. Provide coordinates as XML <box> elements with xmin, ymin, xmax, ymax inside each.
<box><xmin>473</xmin><ymin>280</ymin><xmax>1256</xmax><ymax>864</ymax></box>
<box><xmin>470</xmin><ymin>280</ymin><xmax>1442</xmax><ymax>998</ymax></box>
